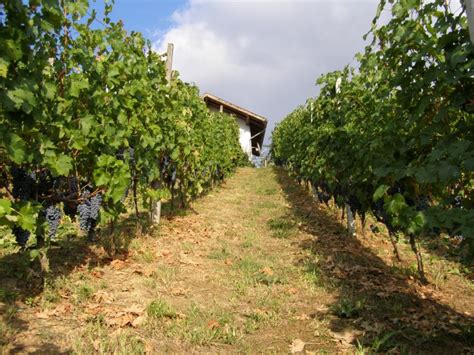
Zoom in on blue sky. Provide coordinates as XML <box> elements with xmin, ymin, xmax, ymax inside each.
<box><xmin>90</xmin><ymin>0</ymin><xmax>187</xmax><ymax>40</ymax></box>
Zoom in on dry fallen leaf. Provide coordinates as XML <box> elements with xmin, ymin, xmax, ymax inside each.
<box><xmin>207</xmin><ymin>319</ymin><xmax>220</xmax><ymax>329</ymax></box>
<box><xmin>171</xmin><ymin>287</ymin><xmax>186</xmax><ymax>296</ymax></box>
<box><xmin>110</xmin><ymin>259</ymin><xmax>126</xmax><ymax>270</ymax></box>
<box><xmin>288</xmin><ymin>287</ymin><xmax>298</xmax><ymax>295</ymax></box>
<box><xmin>289</xmin><ymin>338</ymin><xmax>306</xmax><ymax>353</ymax></box>
<box><xmin>124</xmin><ymin>304</ymin><xmax>144</xmax><ymax>315</ymax></box>
<box><xmin>295</xmin><ymin>313</ymin><xmax>311</xmax><ymax>321</ymax></box>
<box><xmin>91</xmin><ymin>270</ymin><xmax>104</xmax><ymax>278</ymax></box>
<box><xmin>261</xmin><ymin>267</ymin><xmax>274</xmax><ymax>276</ymax></box>
<box><xmin>94</xmin><ymin>290</ymin><xmax>114</xmax><ymax>303</ymax></box>
<box><xmin>131</xmin><ymin>315</ymin><xmax>146</xmax><ymax>328</ymax></box>
<box><xmin>35</xmin><ymin>311</ymin><xmax>50</xmax><ymax>320</ymax></box>
<box><xmin>330</xmin><ymin>330</ymin><xmax>361</xmax><ymax>347</ymax></box>
<box><xmin>52</xmin><ymin>302</ymin><xmax>73</xmax><ymax>316</ymax></box>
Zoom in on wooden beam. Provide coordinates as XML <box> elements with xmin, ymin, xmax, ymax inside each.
<box><xmin>467</xmin><ymin>0</ymin><xmax>474</xmax><ymax>43</ymax></box>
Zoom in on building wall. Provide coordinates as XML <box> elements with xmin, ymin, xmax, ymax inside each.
<box><xmin>236</xmin><ymin>118</ymin><xmax>252</xmax><ymax>158</ymax></box>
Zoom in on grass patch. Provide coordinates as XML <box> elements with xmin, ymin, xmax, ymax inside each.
<box><xmin>71</xmin><ymin>320</ymin><xmax>145</xmax><ymax>354</ymax></box>
<box><xmin>302</xmin><ymin>261</ymin><xmax>326</xmax><ymax>290</ymax></box>
<box><xmin>235</xmin><ymin>256</ymin><xmax>261</xmax><ymax>274</ymax></box>
<box><xmin>76</xmin><ymin>283</ymin><xmax>95</xmax><ymax>302</ymax></box>
<box><xmin>208</xmin><ymin>247</ymin><xmax>231</xmax><ymax>260</ymax></box>
<box><xmin>147</xmin><ymin>299</ymin><xmax>177</xmax><ymax>319</ymax></box>
<box><xmin>165</xmin><ymin>304</ymin><xmax>240</xmax><ymax>345</ymax></box>
<box><xmin>267</xmin><ymin>217</ymin><xmax>295</xmax><ymax>239</ymax></box>
<box><xmin>331</xmin><ymin>297</ymin><xmax>365</xmax><ymax>319</ymax></box>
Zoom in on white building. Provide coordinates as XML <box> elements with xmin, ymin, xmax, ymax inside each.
<box><xmin>202</xmin><ymin>93</ymin><xmax>267</xmax><ymax>157</ymax></box>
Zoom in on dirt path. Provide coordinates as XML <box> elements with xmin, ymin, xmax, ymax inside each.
<box><xmin>1</xmin><ymin>168</ymin><xmax>473</xmax><ymax>354</ymax></box>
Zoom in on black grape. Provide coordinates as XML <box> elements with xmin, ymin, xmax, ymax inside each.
<box><xmin>317</xmin><ymin>188</ymin><xmax>331</xmax><ymax>205</ymax></box>
<box><xmin>120</xmin><ymin>184</ymin><xmax>130</xmax><ymax>203</ymax></box>
<box><xmin>77</xmin><ymin>192</ymin><xmax>102</xmax><ymax>241</ymax></box>
<box><xmin>63</xmin><ymin>202</ymin><xmax>78</xmax><ymax>218</ymax></box>
<box><xmin>77</xmin><ymin>199</ymin><xmax>91</xmax><ymax>232</ymax></box>
<box><xmin>129</xmin><ymin>147</ymin><xmax>135</xmax><ymax>166</ymax></box>
<box><xmin>90</xmin><ymin>194</ymin><xmax>102</xmax><ymax>220</ymax></box>
<box><xmin>116</xmin><ymin>148</ymin><xmax>125</xmax><ymax>160</ymax></box>
<box><xmin>161</xmin><ymin>155</ymin><xmax>170</xmax><ymax>174</ymax></box>
<box><xmin>12</xmin><ymin>226</ymin><xmax>30</xmax><ymax>248</ymax></box>
<box><xmin>453</xmin><ymin>196</ymin><xmax>462</xmax><ymax>208</ymax></box>
<box><xmin>45</xmin><ymin>205</ymin><xmax>61</xmax><ymax>239</ymax></box>
<box><xmin>11</xmin><ymin>167</ymin><xmax>35</xmax><ymax>201</ymax></box>
<box><xmin>416</xmin><ymin>196</ymin><xmax>431</xmax><ymax>211</ymax></box>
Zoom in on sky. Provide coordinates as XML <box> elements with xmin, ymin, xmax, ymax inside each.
<box><xmin>97</xmin><ymin>0</ymin><xmax>384</xmax><ymax>147</ymax></box>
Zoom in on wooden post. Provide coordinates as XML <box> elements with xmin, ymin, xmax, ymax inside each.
<box><xmin>151</xmin><ymin>43</ymin><xmax>174</xmax><ymax>227</ymax></box>
<box><xmin>165</xmin><ymin>43</ymin><xmax>174</xmax><ymax>83</ymax></box>
<box><xmin>345</xmin><ymin>203</ymin><xmax>356</xmax><ymax>236</ymax></box>
<box><xmin>467</xmin><ymin>0</ymin><xmax>474</xmax><ymax>43</ymax></box>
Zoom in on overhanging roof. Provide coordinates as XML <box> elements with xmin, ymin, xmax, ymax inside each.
<box><xmin>202</xmin><ymin>93</ymin><xmax>267</xmax><ymax>156</ymax></box>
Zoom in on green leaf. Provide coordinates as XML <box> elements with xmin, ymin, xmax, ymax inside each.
<box><xmin>17</xmin><ymin>203</ymin><xmax>40</xmax><ymax>232</ymax></box>
<box><xmin>44</xmin><ymin>82</ymin><xmax>57</xmax><ymax>99</ymax></box>
<box><xmin>0</xmin><ymin>58</ymin><xmax>9</xmax><ymax>78</ymax></box>
<box><xmin>5</xmin><ymin>134</ymin><xmax>28</xmax><ymax>164</ymax></box>
<box><xmin>170</xmin><ymin>148</ymin><xmax>180</xmax><ymax>160</ymax></box>
<box><xmin>407</xmin><ymin>212</ymin><xmax>425</xmax><ymax>235</ymax></box>
<box><xmin>7</xmin><ymin>87</ymin><xmax>37</xmax><ymax>113</ymax></box>
<box><xmin>29</xmin><ymin>249</ymin><xmax>40</xmax><ymax>261</ymax></box>
<box><xmin>52</xmin><ymin>154</ymin><xmax>73</xmax><ymax>176</ymax></box>
<box><xmin>386</xmin><ymin>194</ymin><xmax>407</xmax><ymax>215</ymax></box>
<box><xmin>70</xmin><ymin>77</ymin><xmax>90</xmax><ymax>98</ymax></box>
<box><xmin>373</xmin><ymin>184</ymin><xmax>389</xmax><ymax>201</ymax></box>
<box><xmin>80</xmin><ymin>115</ymin><xmax>95</xmax><ymax>136</ymax></box>
<box><xmin>0</xmin><ymin>199</ymin><xmax>12</xmax><ymax>217</ymax></box>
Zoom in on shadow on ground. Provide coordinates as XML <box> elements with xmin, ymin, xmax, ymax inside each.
<box><xmin>274</xmin><ymin>167</ymin><xmax>473</xmax><ymax>353</ymax></box>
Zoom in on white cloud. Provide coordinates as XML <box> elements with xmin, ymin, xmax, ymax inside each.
<box><xmin>154</xmin><ymin>0</ymin><xmax>380</xmax><ymax>146</ymax></box>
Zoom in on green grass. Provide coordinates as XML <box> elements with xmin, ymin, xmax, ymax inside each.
<box><xmin>147</xmin><ymin>299</ymin><xmax>177</xmax><ymax>319</ymax></box>
<box><xmin>267</xmin><ymin>217</ymin><xmax>295</xmax><ymax>239</ymax></box>
<box><xmin>71</xmin><ymin>320</ymin><xmax>145</xmax><ymax>355</ymax></box>
<box><xmin>208</xmin><ymin>247</ymin><xmax>231</xmax><ymax>260</ymax></box>
<box><xmin>163</xmin><ymin>304</ymin><xmax>241</xmax><ymax>345</ymax></box>
<box><xmin>331</xmin><ymin>297</ymin><xmax>366</xmax><ymax>319</ymax></box>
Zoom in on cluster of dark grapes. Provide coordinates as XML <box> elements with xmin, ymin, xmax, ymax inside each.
<box><xmin>63</xmin><ymin>176</ymin><xmax>79</xmax><ymax>218</ymax></box>
<box><xmin>45</xmin><ymin>205</ymin><xmax>61</xmax><ymax>239</ymax></box>
<box><xmin>161</xmin><ymin>155</ymin><xmax>170</xmax><ymax>174</ymax></box>
<box><xmin>312</xmin><ymin>181</ymin><xmax>331</xmax><ymax>205</ymax></box>
<box><xmin>11</xmin><ymin>167</ymin><xmax>36</xmax><ymax>247</ymax></box>
<box><xmin>453</xmin><ymin>195</ymin><xmax>462</xmax><ymax>208</ymax></box>
<box><xmin>12</xmin><ymin>226</ymin><xmax>30</xmax><ymax>248</ymax></box>
<box><xmin>415</xmin><ymin>196</ymin><xmax>431</xmax><ymax>211</ymax></box>
<box><xmin>347</xmin><ymin>193</ymin><xmax>366</xmax><ymax>222</ymax></box>
<box><xmin>8</xmin><ymin>166</ymin><xmax>109</xmax><ymax>246</ymax></box>
<box><xmin>129</xmin><ymin>147</ymin><xmax>135</xmax><ymax>166</ymax></box>
<box><xmin>11</xmin><ymin>167</ymin><xmax>36</xmax><ymax>201</ymax></box>
<box><xmin>371</xmin><ymin>199</ymin><xmax>397</xmax><ymax>235</ymax></box>
<box><xmin>77</xmin><ymin>192</ymin><xmax>103</xmax><ymax>240</ymax></box>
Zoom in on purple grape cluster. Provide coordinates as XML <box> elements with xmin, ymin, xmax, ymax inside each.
<box><xmin>45</xmin><ymin>205</ymin><xmax>61</xmax><ymax>239</ymax></box>
<box><xmin>78</xmin><ymin>193</ymin><xmax>102</xmax><ymax>240</ymax></box>
<box><xmin>12</xmin><ymin>226</ymin><xmax>30</xmax><ymax>248</ymax></box>
<box><xmin>11</xmin><ymin>167</ymin><xmax>35</xmax><ymax>201</ymax></box>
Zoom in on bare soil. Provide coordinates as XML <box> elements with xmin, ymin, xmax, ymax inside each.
<box><xmin>1</xmin><ymin>167</ymin><xmax>473</xmax><ymax>354</ymax></box>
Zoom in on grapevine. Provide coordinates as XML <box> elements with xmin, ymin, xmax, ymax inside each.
<box><xmin>0</xmin><ymin>0</ymin><xmax>247</xmax><ymax>271</ymax></box>
<box><xmin>272</xmin><ymin>0</ymin><xmax>473</xmax><ymax>282</ymax></box>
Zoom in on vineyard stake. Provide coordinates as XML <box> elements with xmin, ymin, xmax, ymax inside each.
<box><xmin>152</xmin><ymin>43</ymin><xmax>174</xmax><ymax>226</ymax></box>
